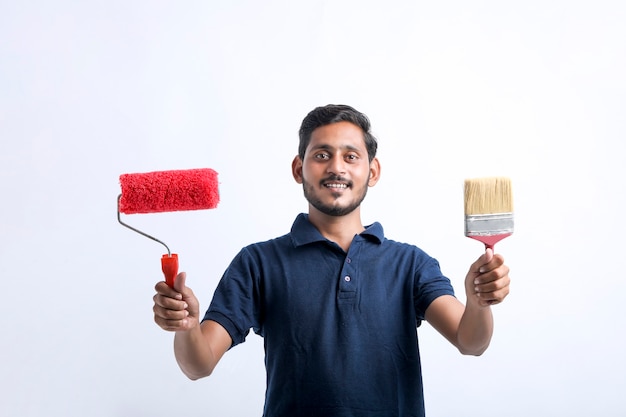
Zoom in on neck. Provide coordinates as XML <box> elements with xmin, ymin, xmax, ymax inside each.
<box><xmin>307</xmin><ymin>207</ymin><xmax>365</xmax><ymax>252</ymax></box>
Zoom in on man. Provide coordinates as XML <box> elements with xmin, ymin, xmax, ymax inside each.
<box><xmin>153</xmin><ymin>104</ymin><xmax>511</xmax><ymax>416</ymax></box>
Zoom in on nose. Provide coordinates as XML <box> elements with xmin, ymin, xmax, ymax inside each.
<box><xmin>327</xmin><ymin>155</ymin><xmax>346</xmax><ymax>176</ymax></box>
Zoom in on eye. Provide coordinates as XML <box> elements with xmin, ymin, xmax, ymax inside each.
<box><xmin>345</xmin><ymin>154</ymin><xmax>359</xmax><ymax>162</ymax></box>
<box><xmin>314</xmin><ymin>152</ymin><xmax>330</xmax><ymax>160</ymax></box>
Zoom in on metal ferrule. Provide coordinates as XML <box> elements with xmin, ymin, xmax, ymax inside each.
<box><xmin>465</xmin><ymin>212</ymin><xmax>514</xmax><ymax>236</ymax></box>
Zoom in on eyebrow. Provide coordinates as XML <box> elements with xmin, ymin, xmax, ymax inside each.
<box><xmin>310</xmin><ymin>144</ymin><xmax>363</xmax><ymax>153</ymax></box>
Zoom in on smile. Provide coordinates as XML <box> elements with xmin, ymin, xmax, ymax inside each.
<box><xmin>324</xmin><ymin>183</ymin><xmax>348</xmax><ymax>189</ymax></box>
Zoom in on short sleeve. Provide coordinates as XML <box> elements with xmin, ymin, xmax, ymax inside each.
<box><xmin>202</xmin><ymin>247</ymin><xmax>262</xmax><ymax>347</ymax></box>
<box><xmin>413</xmin><ymin>257</ymin><xmax>455</xmax><ymax>323</ymax></box>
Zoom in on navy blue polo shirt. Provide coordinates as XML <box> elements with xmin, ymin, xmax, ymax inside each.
<box><xmin>203</xmin><ymin>213</ymin><xmax>455</xmax><ymax>417</ymax></box>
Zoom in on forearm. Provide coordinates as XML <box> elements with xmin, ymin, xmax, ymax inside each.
<box><xmin>456</xmin><ymin>301</ymin><xmax>494</xmax><ymax>356</ymax></box>
<box><xmin>454</xmin><ymin>248</ymin><xmax>509</xmax><ymax>355</ymax></box>
<box><xmin>174</xmin><ymin>323</ymin><xmax>219</xmax><ymax>380</ymax></box>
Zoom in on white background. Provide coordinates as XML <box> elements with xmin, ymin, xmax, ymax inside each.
<box><xmin>1</xmin><ymin>1</ymin><xmax>625</xmax><ymax>416</ymax></box>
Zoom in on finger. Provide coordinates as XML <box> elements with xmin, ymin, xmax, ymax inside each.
<box><xmin>155</xmin><ymin>280</ymin><xmax>183</xmax><ymax>300</ymax></box>
<box><xmin>154</xmin><ymin>315</ymin><xmax>191</xmax><ymax>332</ymax></box>
<box><xmin>476</xmin><ymin>280</ymin><xmax>510</xmax><ymax>304</ymax></box>
<box><xmin>153</xmin><ymin>302</ymin><xmax>190</xmax><ymax>320</ymax></box>
<box><xmin>476</xmin><ymin>264</ymin><xmax>510</xmax><ymax>286</ymax></box>
<box><xmin>477</xmin><ymin>288</ymin><xmax>508</xmax><ymax>305</ymax></box>
<box><xmin>475</xmin><ymin>267</ymin><xmax>509</xmax><ymax>291</ymax></box>
<box><xmin>475</xmin><ymin>273</ymin><xmax>510</xmax><ymax>293</ymax></box>
<box><xmin>477</xmin><ymin>258</ymin><xmax>507</xmax><ymax>282</ymax></box>
<box><xmin>153</xmin><ymin>298</ymin><xmax>192</xmax><ymax>331</ymax></box>
<box><xmin>153</xmin><ymin>292</ymin><xmax>188</xmax><ymax>310</ymax></box>
<box><xmin>486</xmin><ymin>253</ymin><xmax>504</xmax><ymax>268</ymax></box>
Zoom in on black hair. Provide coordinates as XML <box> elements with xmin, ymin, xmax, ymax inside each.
<box><xmin>298</xmin><ymin>104</ymin><xmax>378</xmax><ymax>162</ymax></box>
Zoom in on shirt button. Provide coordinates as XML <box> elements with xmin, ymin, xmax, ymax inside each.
<box><xmin>346</xmin><ymin>257</ymin><xmax>352</xmax><ymax>263</ymax></box>
<box><xmin>344</xmin><ymin>276</ymin><xmax>351</xmax><ymax>282</ymax></box>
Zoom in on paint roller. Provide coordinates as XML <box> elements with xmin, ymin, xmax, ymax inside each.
<box><xmin>117</xmin><ymin>168</ymin><xmax>220</xmax><ymax>287</ymax></box>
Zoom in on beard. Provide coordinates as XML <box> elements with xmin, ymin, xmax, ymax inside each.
<box><xmin>302</xmin><ymin>175</ymin><xmax>369</xmax><ymax>217</ymax></box>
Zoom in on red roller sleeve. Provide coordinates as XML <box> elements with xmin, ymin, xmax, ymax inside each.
<box><xmin>119</xmin><ymin>168</ymin><xmax>219</xmax><ymax>214</ymax></box>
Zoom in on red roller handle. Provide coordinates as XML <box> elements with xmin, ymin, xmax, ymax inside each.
<box><xmin>161</xmin><ymin>254</ymin><xmax>179</xmax><ymax>288</ymax></box>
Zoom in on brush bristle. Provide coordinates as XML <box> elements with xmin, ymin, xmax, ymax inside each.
<box><xmin>464</xmin><ymin>177</ymin><xmax>513</xmax><ymax>215</ymax></box>
<box><xmin>119</xmin><ymin>168</ymin><xmax>219</xmax><ymax>214</ymax></box>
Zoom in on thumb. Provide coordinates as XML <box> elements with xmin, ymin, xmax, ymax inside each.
<box><xmin>483</xmin><ymin>247</ymin><xmax>494</xmax><ymax>264</ymax></box>
<box><xmin>173</xmin><ymin>271</ymin><xmax>188</xmax><ymax>295</ymax></box>
<box><xmin>172</xmin><ymin>271</ymin><xmax>200</xmax><ymax>319</ymax></box>
<box><xmin>473</xmin><ymin>248</ymin><xmax>494</xmax><ymax>274</ymax></box>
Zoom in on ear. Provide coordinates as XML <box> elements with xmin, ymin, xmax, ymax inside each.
<box><xmin>292</xmin><ymin>155</ymin><xmax>303</xmax><ymax>184</ymax></box>
<box><xmin>368</xmin><ymin>157</ymin><xmax>381</xmax><ymax>187</ymax></box>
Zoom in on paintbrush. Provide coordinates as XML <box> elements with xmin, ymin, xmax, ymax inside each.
<box><xmin>464</xmin><ymin>177</ymin><xmax>514</xmax><ymax>250</ymax></box>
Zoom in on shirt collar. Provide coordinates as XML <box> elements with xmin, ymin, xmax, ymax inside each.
<box><xmin>290</xmin><ymin>213</ymin><xmax>384</xmax><ymax>247</ymax></box>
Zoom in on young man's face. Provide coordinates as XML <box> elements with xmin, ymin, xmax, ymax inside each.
<box><xmin>292</xmin><ymin>121</ymin><xmax>380</xmax><ymax>217</ymax></box>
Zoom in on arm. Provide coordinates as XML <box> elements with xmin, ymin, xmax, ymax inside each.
<box><xmin>154</xmin><ymin>272</ymin><xmax>233</xmax><ymax>379</ymax></box>
<box><xmin>425</xmin><ymin>248</ymin><xmax>510</xmax><ymax>356</ymax></box>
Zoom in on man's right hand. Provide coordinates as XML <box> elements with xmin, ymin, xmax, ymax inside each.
<box><xmin>154</xmin><ymin>272</ymin><xmax>233</xmax><ymax>379</ymax></box>
<box><xmin>153</xmin><ymin>272</ymin><xmax>200</xmax><ymax>332</ymax></box>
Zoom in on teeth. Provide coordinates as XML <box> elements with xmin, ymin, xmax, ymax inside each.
<box><xmin>325</xmin><ymin>183</ymin><xmax>347</xmax><ymax>189</ymax></box>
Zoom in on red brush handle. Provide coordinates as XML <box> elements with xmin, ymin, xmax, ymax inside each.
<box><xmin>161</xmin><ymin>254</ymin><xmax>179</xmax><ymax>288</ymax></box>
<box><xmin>468</xmin><ymin>233</ymin><xmax>512</xmax><ymax>251</ymax></box>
